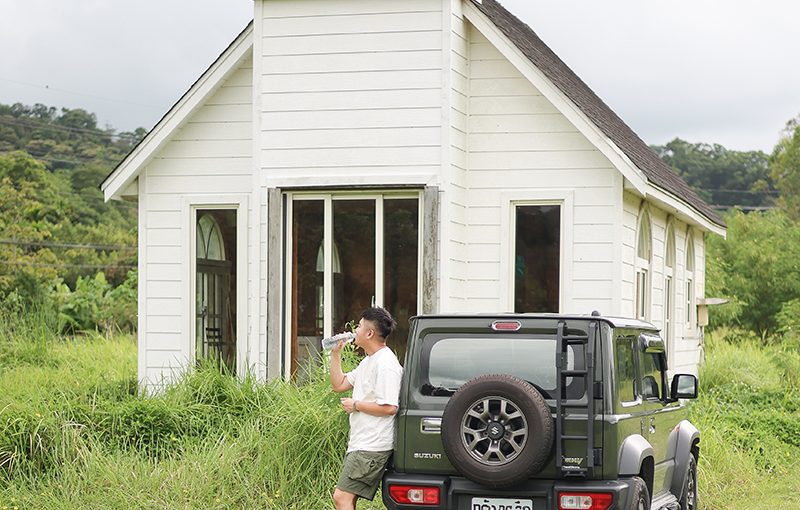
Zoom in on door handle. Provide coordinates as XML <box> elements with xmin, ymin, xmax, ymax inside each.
<box><xmin>649</xmin><ymin>417</ymin><xmax>656</xmax><ymax>434</ymax></box>
<box><xmin>421</xmin><ymin>417</ymin><xmax>442</xmax><ymax>434</ymax></box>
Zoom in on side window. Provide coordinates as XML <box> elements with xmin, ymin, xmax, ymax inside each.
<box><xmin>641</xmin><ymin>352</ymin><xmax>665</xmax><ymax>401</ymax></box>
<box><xmin>513</xmin><ymin>204</ymin><xmax>561</xmax><ymax>313</ymax></box>
<box><xmin>615</xmin><ymin>335</ymin><xmax>637</xmax><ymax>403</ymax></box>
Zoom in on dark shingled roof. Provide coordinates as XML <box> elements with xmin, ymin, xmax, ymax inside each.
<box><xmin>471</xmin><ymin>0</ymin><xmax>724</xmax><ymax>228</ymax></box>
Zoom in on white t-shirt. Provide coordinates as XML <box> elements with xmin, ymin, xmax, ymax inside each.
<box><xmin>345</xmin><ymin>346</ymin><xmax>403</xmax><ymax>452</ymax></box>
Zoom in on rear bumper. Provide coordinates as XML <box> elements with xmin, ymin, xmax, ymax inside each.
<box><xmin>382</xmin><ymin>472</ymin><xmax>639</xmax><ymax>510</ymax></box>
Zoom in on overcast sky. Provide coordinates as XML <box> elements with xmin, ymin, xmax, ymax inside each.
<box><xmin>1</xmin><ymin>0</ymin><xmax>797</xmax><ymax>152</ymax></box>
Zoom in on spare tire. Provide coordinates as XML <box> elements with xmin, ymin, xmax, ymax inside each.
<box><xmin>441</xmin><ymin>374</ymin><xmax>554</xmax><ymax>488</ymax></box>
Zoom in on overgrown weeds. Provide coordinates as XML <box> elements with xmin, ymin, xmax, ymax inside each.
<box><xmin>0</xmin><ymin>333</ymin><xmax>381</xmax><ymax>509</ymax></box>
<box><xmin>690</xmin><ymin>329</ymin><xmax>800</xmax><ymax>509</ymax></box>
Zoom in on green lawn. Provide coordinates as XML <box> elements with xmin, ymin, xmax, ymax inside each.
<box><xmin>1</xmin><ymin>328</ymin><xmax>798</xmax><ymax>509</ymax></box>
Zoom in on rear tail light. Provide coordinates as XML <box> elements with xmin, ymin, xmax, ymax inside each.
<box><xmin>388</xmin><ymin>485</ymin><xmax>440</xmax><ymax>505</ymax></box>
<box><xmin>558</xmin><ymin>492</ymin><xmax>613</xmax><ymax>510</ymax></box>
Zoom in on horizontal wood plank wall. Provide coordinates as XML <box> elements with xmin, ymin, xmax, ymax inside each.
<box><xmin>621</xmin><ymin>193</ymin><xmax>638</xmax><ymax>318</ymax></box>
<box><xmin>673</xmin><ymin>227</ymin><xmax>703</xmax><ymax>376</ymax></box>
<box><xmin>259</xmin><ymin>0</ymin><xmax>443</xmax><ymax>186</ymax></box>
<box><xmin>142</xmin><ymin>54</ymin><xmax>254</xmax><ymax>388</ymax></box>
<box><xmin>465</xmin><ymin>27</ymin><xmax>617</xmax><ymax>314</ymax></box>
<box><xmin>447</xmin><ymin>0</ymin><xmax>468</xmax><ymax>311</ymax></box>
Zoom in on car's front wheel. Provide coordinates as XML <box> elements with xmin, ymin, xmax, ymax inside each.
<box><xmin>679</xmin><ymin>455</ymin><xmax>698</xmax><ymax>510</ymax></box>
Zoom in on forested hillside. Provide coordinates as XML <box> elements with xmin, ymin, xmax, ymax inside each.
<box><xmin>0</xmin><ymin>102</ymin><xmax>142</xmax><ymax>331</ymax></box>
<box><xmin>651</xmin><ymin>138</ymin><xmax>776</xmax><ymax>209</ymax></box>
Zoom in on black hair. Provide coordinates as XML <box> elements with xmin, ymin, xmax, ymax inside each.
<box><xmin>361</xmin><ymin>307</ymin><xmax>397</xmax><ymax>340</ymax></box>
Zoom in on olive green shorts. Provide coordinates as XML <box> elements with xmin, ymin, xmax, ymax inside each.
<box><xmin>336</xmin><ymin>450</ymin><xmax>392</xmax><ymax>500</ymax></box>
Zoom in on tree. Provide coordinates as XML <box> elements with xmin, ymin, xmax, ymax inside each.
<box><xmin>653</xmin><ymin>138</ymin><xmax>773</xmax><ymax>208</ymax></box>
<box><xmin>770</xmin><ymin>116</ymin><xmax>800</xmax><ymax>220</ymax></box>
<box><xmin>706</xmin><ymin>209</ymin><xmax>800</xmax><ymax>336</ymax></box>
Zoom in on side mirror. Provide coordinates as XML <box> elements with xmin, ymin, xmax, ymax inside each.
<box><xmin>670</xmin><ymin>374</ymin><xmax>698</xmax><ymax>400</ymax></box>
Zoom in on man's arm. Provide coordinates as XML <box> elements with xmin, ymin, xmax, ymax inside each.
<box><xmin>330</xmin><ymin>341</ymin><xmax>353</xmax><ymax>393</ymax></box>
<box><xmin>340</xmin><ymin>398</ymin><xmax>398</xmax><ymax>416</ymax></box>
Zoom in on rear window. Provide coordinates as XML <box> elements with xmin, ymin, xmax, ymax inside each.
<box><xmin>420</xmin><ymin>334</ymin><xmax>584</xmax><ymax>399</ymax></box>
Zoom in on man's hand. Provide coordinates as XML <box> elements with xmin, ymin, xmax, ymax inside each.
<box><xmin>340</xmin><ymin>397</ymin><xmax>357</xmax><ymax>414</ymax></box>
<box><xmin>331</xmin><ymin>338</ymin><xmax>346</xmax><ymax>356</ymax></box>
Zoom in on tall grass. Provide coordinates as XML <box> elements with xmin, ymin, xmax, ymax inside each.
<box><xmin>690</xmin><ymin>329</ymin><xmax>800</xmax><ymax>509</ymax></box>
<box><xmin>0</xmin><ymin>321</ymin><xmax>384</xmax><ymax>509</ymax></box>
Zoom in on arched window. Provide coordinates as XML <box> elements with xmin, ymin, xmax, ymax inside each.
<box><xmin>196</xmin><ymin>212</ymin><xmax>236</xmax><ymax>372</ymax></box>
<box><xmin>197</xmin><ymin>214</ymin><xmax>226</xmax><ymax>261</ymax></box>
<box><xmin>685</xmin><ymin>230</ymin><xmax>696</xmax><ymax>327</ymax></box>
<box><xmin>664</xmin><ymin>219</ymin><xmax>676</xmax><ymax>356</ymax></box>
<box><xmin>635</xmin><ymin>207</ymin><xmax>652</xmax><ymax>321</ymax></box>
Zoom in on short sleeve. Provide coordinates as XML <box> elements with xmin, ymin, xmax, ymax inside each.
<box><xmin>345</xmin><ymin>364</ymin><xmax>359</xmax><ymax>386</ymax></box>
<box><xmin>374</xmin><ymin>365</ymin><xmax>403</xmax><ymax>407</ymax></box>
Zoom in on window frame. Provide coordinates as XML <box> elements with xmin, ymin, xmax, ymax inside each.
<box><xmin>182</xmin><ymin>195</ymin><xmax>249</xmax><ymax>377</ymax></box>
<box><xmin>282</xmin><ymin>190</ymin><xmax>423</xmax><ymax>378</ymax></box>
<box><xmin>685</xmin><ymin>229</ymin><xmax>696</xmax><ymax>328</ymax></box>
<box><xmin>499</xmin><ymin>191</ymin><xmax>573</xmax><ymax>313</ymax></box>
<box><xmin>635</xmin><ymin>207</ymin><xmax>653</xmax><ymax>321</ymax></box>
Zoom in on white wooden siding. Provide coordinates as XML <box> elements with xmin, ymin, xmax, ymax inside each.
<box><xmin>621</xmin><ymin>193</ymin><xmax>638</xmax><ymax>317</ymax></box>
<box><xmin>464</xmin><ymin>26</ymin><xmax>618</xmax><ymax>314</ymax></box>
<box><xmin>258</xmin><ymin>0</ymin><xmax>443</xmax><ymax>186</ymax></box>
<box><xmin>140</xmin><ymin>53</ymin><xmax>253</xmax><ymax>389</ymax></box>
<box><xmin>445</xmin><ymin>0</ymin><xmax>469</xmax><ymax>311</ymax></box>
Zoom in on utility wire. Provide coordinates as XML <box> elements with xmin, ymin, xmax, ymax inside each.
<box><xmin>0</xmin><ymin>116</ymin><xmax>135</xmax><ymax>139</ymax></box>
<box><xmin>0</xmin><ymin>77</ymin><xmax>163</xmax><ymax>109</ymax></box>
<box><xmin>0</xmin><ymin>239</ymin><xmax>136</xmax><ymax>251</ymax></box>
<box><xmin>0</xmin><ymin>261</ymin><xmax>136</xmax><ymax>270</ymax></box>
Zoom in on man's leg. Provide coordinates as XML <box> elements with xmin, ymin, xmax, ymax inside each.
<box><xmin>333</xmin><ymin>488</ymin><xmax>358</xmax><ymax>510</ymax></box>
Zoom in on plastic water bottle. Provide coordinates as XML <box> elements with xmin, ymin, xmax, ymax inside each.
<box><xmin>321</xmin><ymin>332</ymin><xmax>355</xmax><ymax>351</ymax></box>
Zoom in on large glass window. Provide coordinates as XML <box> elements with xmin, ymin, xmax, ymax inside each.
<box><xmin>383</xmin><ymin>199</ymin><xmax>419</xmax><ymax>363</ymax></box>
<box><xmin>333</xmin><ymin>200</ymin><xmax>376</xmax><ymax>332</ymax></box>
<box><xmin>288</xmin><ymin>193</ymin><xmax>419</xmax><ymax>375</ymax></box>
<box><xmin>514</xmin><ymin>205</ymin><xmax>560</xmax><ymax>313</ymax></box>
<box><xmin>196</xmin><ymin>210</ymin><xmax>236</xmax><ymax>372</ymax></box>
<box><xmin>290</xmin><ymin>200</ymin><xmax>324</xmax><ymax>375</ymax></box>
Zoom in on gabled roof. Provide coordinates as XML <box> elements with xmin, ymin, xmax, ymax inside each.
<box><xmin>102</xmin><ymin>22</ymin><xmax>254</xmax><ymax>200</ymax></box>
<box><xmin>470</xmin><ymin>0</ymin><xmax>724</xmax><ymax>228</ymax></box>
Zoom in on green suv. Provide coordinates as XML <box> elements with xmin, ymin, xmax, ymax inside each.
<box><xmin>382</xmin><ymin>314</ymin><xmax>699</xmax><ymax>510</ymax></box>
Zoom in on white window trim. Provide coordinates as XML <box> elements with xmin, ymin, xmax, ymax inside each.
<box><xmin>634</xmin><ymin>207</ymin><xmax>652</xmax><ymax>321</ymax></box>
<box><xmin>685</xmin><ymin>229</ymin><xmax>696</xmax><ymax>328</ymax></box>
<box><xmin>499</xmin><ymin>190</ymin><xmax>574</xmax><ymax>313</ymax></box>
<box><xmin>664</xmin><ymin>219</ymin><xmax>676</xmax><ymax>363</ymax></box>
<box><xmin>181</xmin><ymin>194</ymin><xmax>249</xmax><ymax>378</ymax></box>
<box><xmin>282</xmin><ymin>190</ymin><xmax>422</xmax><ymax>379</ymax></box>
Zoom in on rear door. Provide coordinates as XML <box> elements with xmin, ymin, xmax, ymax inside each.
<box><xmin>399</xmin><ymin>317</ymin><xmax>587</xmax><ymax>478</ymax></box>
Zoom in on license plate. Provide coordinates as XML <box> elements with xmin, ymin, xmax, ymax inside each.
<box><xmin>471</xmin><ymin>497</ymin><xmax>533</xmax><ymax>510</ymax></box>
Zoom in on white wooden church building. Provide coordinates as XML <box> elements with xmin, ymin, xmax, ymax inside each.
<box><xmin>102</xmin><ymin>0</ymin><xmax>726</xmax><ymax>388</ymax></box>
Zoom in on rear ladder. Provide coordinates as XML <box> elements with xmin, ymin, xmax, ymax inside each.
<box><xmin>555</xmin><ymin>320</ymin><xmax>598</xmax><ymax>477</ymax></box>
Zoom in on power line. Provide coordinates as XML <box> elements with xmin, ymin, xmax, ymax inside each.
<box><xmin>0</xmin><ymin>116</ymin><xmax>131</xmax><ymax>139</ymax></box>
<box><xmin>0</xmin><ymin>260</ymin><xmax>136</xmax><ymax>270</ymax></box>
<box><xmin>0</xmin><ymin>77</ymin><xmax>163</xmax><ymax>109</ymax></box>
<box><xmin>0</xmin><ymin>239</ymin><xmax>136</xmax><ymax>251</ymax></box>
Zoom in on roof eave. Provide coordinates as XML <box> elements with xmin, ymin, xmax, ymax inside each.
<box><xmin>646</xmin><ymin>184</ymin><xmax>727</xmax><ymax>237</ymax></box>
<box><xmin>102</xmin><ymin>22</ymin><xmax>254</xmax><ymax>202</ymax></box>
